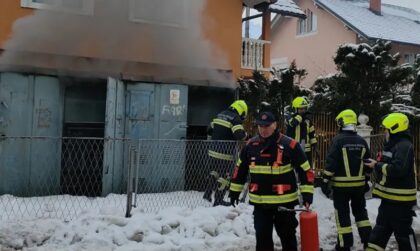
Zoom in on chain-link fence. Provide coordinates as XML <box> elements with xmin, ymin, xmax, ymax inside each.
<box><xmin>0</xmin><ymin>133</ymin><xmax>417</xmax><ymax>222</ymax></box>
<box><xmin>0</xmin><ymin>137</ymin><xmax>242</xmax><ymax>221</ymax></box>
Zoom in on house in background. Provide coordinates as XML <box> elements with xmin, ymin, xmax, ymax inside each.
<box><xmin>0</xmin><ymin>0</ymin><xmax>305</xmax><ymax>196</ymax></box>
<box><xmin>271</xmin><ymin>0</ymin><xmax>420</xmax><ymax>87</ymax></box>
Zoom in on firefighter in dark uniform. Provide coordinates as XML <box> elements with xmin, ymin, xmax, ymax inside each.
<box><xmin>229</xmin><ymin>110</ymin><xmax>314</xmax><ymax>251</ymax></box>
<box><xmin>364</xmin><ymin>113</ymin><xmax>418</xmax><ymax>251</ymax></box>
<box><xmin>203</xmin><ymin>100</ymin><xmax>248</xmax><ymax>206</ymax></box>
<box><xmin>320</xmin><ymin>109</ymin><xmax>372</xmax><ymax>250</ymax></box>
<box><xmin>285</xmin><ymin>97</ymin><xmax>317</xmax><ymax>165</ymax></box>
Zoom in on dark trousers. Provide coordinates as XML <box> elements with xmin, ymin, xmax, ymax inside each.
<box><xmin>367</xmin><ymin>201</ymin><xmax>418</xmax><ymax>251</ymax></box>
<box><xmin>333</xmin><ymin>187</ymin><xmax>371</xmax><ymax>250</ymax></box>
<box><xmin>203</xmin><ymin>156</ymin><xmax>233</xmax><ymax>206</ymax></box>
<box><xmin>305</xmin><ymin>151</ymin><xmax>312</xmax><ymax>167</ymax></box>
<box><xmin>253</xmin><ymin>204</ymin><xmax>298</xmax><ymax>251</ymax></box>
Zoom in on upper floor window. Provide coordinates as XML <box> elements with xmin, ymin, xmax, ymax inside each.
<box><xmin>404</xmin><ymin>53</ymin><xmax>418</xmax><ymax>64</ymax></box>
<box><xmin>297</xmin><ymin>9</ymin><xmax>317</xmax><ymax>35</ymax></box>
<box><xmin>129</xmin><ymin>0</ymin><xmax>187</xmax><ymax>27</ymax></box>
<box><xmin>20</xmin><ymin>0</ymin><xmax>94</xmax><ymax>15</ymax></box>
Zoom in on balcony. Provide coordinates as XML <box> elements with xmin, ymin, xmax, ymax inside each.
<box><xmin>241</xmin><ymin>38</ymin><xmax>270</xmax><ymax>70</ymax></box>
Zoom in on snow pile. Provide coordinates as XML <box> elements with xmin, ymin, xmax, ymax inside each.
<box><xmin>0</xmin><ymin>189</ymin><xmax>419</xmax><ymax>251</ymax></box>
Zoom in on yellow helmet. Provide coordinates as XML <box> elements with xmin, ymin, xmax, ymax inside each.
<box><xmin>230</xmin><ymin>100</ymin><xmax>248</xmax><ymax>117</ymax></box>
<box><xmin>382</xmin><ymin>113</ymin><xmax>409</xmax><ymax>134</ymax></box>
<box><xmin>292</xmin><ymin>97</ymin><xmax>309</xmax><ymax>109</ymax></box>
<box><xmin>335</xmin><ymin>109</ymin><xmax>357</xmax><ymax>127</ymax></box>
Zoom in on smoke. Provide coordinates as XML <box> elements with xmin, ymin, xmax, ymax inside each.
<box><xmin>0</xmin><ymin>0</ymin><xmax>234</xmax><ymax>87</ymax></box>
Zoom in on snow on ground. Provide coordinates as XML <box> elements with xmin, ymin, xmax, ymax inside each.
<box><xmin>0</xmin><ymin>189</ymin><xmax>419</xmax><ymax>251</ymax></box>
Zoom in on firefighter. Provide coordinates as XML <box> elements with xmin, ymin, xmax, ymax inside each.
<box><xmin>285</xmin><ymin>96</ymin><xmax>318</xmax><ymax>165</ymax></box>
<box><xmin>364</xmin><ymin>113</ymin><xmax>418</xmax><ymax>251</ymax></box>
<box><xmin>229</xmin><ymin>109</ymin><xmax>314</xmax><ymax>251</ymax></box>
<box><xmin>320</xmin><ymin>109</ymin><xmax>372</xmax><ymax>250</ymax></box>
<box><xmin>203</xmin><ymin>100</ymin><xmax>248</xmax><ymax>206</ymax></box>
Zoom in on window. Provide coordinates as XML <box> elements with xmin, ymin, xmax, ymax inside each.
<box><xmin>404</xmin><ymin>53</ymin><xmax>417</xmax><ymax>64</ymax></box>
<box><xmin>129</xmin><ymin>0</ymin><xmax>187</xmax><ymax>27</ymax></box>
<box><xmin>297</xmin><ymin>9</ymin><xmax>317</xmax><ymax>35</ymax></box>
<box><xmin>20</xmin><ymin>0</ymin><xmax>94</xmax><ymax>15</ymax></box>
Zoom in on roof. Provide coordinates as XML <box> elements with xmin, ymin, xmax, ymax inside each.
<box><xmin>315</xmin><ymin>0</ymin><xmax>420</xmax><ymax>46</ymax></box>
<box><xmin>269</xmin><ymin>0</ymin><xmax>306</xmax><ymax>19</ymax></box>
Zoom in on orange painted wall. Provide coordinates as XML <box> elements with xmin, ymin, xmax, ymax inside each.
<box><xmin>0</xmin><ymin>0</ymin><xmax>249</xmax><ymax>80</ymax></box>
<box><xmin>271</xmin><ymin>0</ymin><xmax>357</xmax><ymax>87</ymax></box>
<box><xmin>202</xmin><ymin>0</ymin><xmax>243</xmax><ymax>79</ymax></box>
<box><xmin>0</xmin><ymin>0</ymin><xmax>32</xmax><ymax>46</ymax></box>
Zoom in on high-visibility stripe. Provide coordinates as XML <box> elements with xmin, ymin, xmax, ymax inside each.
<box><xmin>250</xmin><ymin>164</ymin><xmax>293</xmax><ymax>175</ymax></box>
<box><xmin>295</xmin><ymin>125</ymin><xmax>300</xmax><ymax>142</ymax></box>
<box><xmin>374</xmin><ymin>184</ymin><xmax>417</xmax><ymax>195</ymax></box>
<box><xmin>236</xmin><ymin>158</ymin><xmax>242</xmax><ymax>166</ymax></box>
<box><xmin>332</xmin><ymin>176</ymin><xmax>365</xmax><ymax>182</ymax></box>
<box><xmin>294</xmin><ymin>115</ymin><xmax>303</xmax><ymax>123</ymax></box>
<box><xmin>323</xmin><ymin>170</ymin><xmax>334</xmax><ymax>177</ymax></box>
<box><xmin>359</xmin><ymin>147</ymin><xmax>366</xmax><ymax>177</ymax></box>
<box><xmin>232</xmin><ymin>124</ymin><xmax>244</xmax><ymax>133</ymax></box>
<box><xmin>381</xmin><ymin>164</ymin><xmax>388</xmax><ymax>175</ymax></box>
<box><xmin>310</xmin><ymin>138</ymin><xmax>317</xmax><ymax>144</ymax></box>
<box><xmin>379</xmin><ymin>167</ymin><xmax>387</xmax><ymax>186</ymax></box>
<box><xmin>300</xmin><ymin>161</ymin><xmax>310</xmax><ymax>171</ymax></box>
<box><xmin>342</xmin><ymin>148</ymin><xmax>351</xmax><ymax>177</ymax></box>
<box><xmin>230</xmin><ymin>183</ymin><xmax>244</xmax><ymax>192</ymax></box>
<box><xmin>331</xmin><ymin>181</ymin><xmax>365</xmax><ymax>187</ymax></box>
<box><xmin>334</xmin><ymin>210</ymin><xmax>344</xmax><ymax>247</ymax></box>
<box><xmin>367</xmin><ymin>243</ymin><xmax>385</xmax><ymax>251</ymax></box>
<box><xmin>213</xmin><ymin>118</ymin><xmax>232</xmax><ymax>128</ymax></box>
<box><xmin>337</xmin><ymin>226</ymin><xmax>353</xmax><ymax>234</ymax></box>
<box><xmin>208</xmin><ymin>150</ymin><xmax>234</xmax><ymax>161</ymax></box>
<box><xmin>300</xmin><ymin>185</ymin><xmax>314</xmax><ymax>194</ymax></box>
<box><xmin>356</xmin><ymin>220</ymin><xmax>371</xmax><ymax>228</ymax></box>
<box><xmin>372</xmin><ymin>189</ymin><xmax>417</xmax><ymax>202</ymax></box>
<box><xmin>309</xmin><ymin>126</ymin><xmax>315</xmax><ymax>133</ymax></box>
<box><xmin>249</xmin><ymin>192</ymin><xmax>298</xmax><ymax>204</ymax></box>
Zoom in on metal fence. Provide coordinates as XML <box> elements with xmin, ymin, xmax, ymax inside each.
<box><xmin>0</xmin><ymin>137</ymin><xmax>241</xmax><ymax>221</ymax></box>
<box><xmin>0</xmin><ymin>130</ymin><xmax>417</xmax><ymax>222</ymax></box>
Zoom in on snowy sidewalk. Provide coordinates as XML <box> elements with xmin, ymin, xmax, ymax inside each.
<box><xmin>0</xmin><ymin>189</ymin><xmax>419</xmax><ymax>251</ymax></box>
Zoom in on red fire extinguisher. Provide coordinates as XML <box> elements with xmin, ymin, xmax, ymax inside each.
<box><xmin>300</xmin><ymin>210</ymin><xmax>320</xmax><ymax>251</ymax></box>
<box><xmin>278</xmin><ymin>206</ymin><xmax>320</xmax><ymax>251</ymax></box>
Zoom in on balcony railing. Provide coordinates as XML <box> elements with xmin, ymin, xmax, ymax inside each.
<box><xmin>241</xmin><ymin>38</ymin><xmax>270</xmax><ymax>70</ymax></box>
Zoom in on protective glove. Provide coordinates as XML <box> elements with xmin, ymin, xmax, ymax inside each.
<box><xmin>301</xmin><ymin>193</ymin><xmax>313</xmax><ymax>209</ymax></box>
<box><xmin>321</xmin><ymin>179</ymin><xmax>332</xmax><ymax>199</ymax></box>
<box><xmin>229</xmin><ymin>191</ymin><xmax>240</xmax><ymax>207</ymax></box>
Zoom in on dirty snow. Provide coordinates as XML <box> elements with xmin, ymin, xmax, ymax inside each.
<box><xmin>0</xmin><ymin>189</ymin><xmax>419</xmax><ymax>251</ymax></box>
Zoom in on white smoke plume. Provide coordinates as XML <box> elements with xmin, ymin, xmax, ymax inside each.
<box><xmin>0</xmin><ymin>0</ymin><xmax>234</xmax><ymax>87</ymax></box>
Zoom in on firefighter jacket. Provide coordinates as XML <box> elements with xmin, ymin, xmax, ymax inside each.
<box><xmin>285</xmin><ymin>113</ymin><xmax>317</xmax><ymax>152</ymax></box>
<box><xmin>208</xmin><ymin>109</ymin><xmax>247</xmax><ymax>161</ymax></box>
<box><xmin>229</xmin><ymin>130</ymin><xmax>314</xmax><ymax>206</ymax></box>
<box><xmin>372</xmin><ymin>132</ymin><xmax>418</xmax><ymax>206</ymax></box>
<box><xmin>323</xmin><ymin>131</ymin><xmax>371</xmax><ymax>188</ymax></box>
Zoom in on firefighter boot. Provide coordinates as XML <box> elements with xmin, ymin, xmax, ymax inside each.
<box><xmin>213</xmin><ymin>189</ymin><xmax>230</xmax><ymax>206</ymax></box>
<box><xmin>203</xmin><ymin>171</ymin><xmax>219</xmax><ymax>202</ymax></box>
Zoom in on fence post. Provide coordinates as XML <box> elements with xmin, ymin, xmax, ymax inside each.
<box><xmin>125</xmin><ymin>144</ymin><xmax>135</xmax><ymax>218</ymax></box>
<box><xmin>356</xmin><ymin>114</ymin><xmax>373</xmax><ymax>146</ymax></box>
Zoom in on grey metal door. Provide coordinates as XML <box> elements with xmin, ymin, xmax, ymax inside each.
<box><xmin>103</xmin><ymin>77</ymin><xmax>125</xmax><ymax>195</ymax></box>
<box><xmin>0</xmin><ymin>73</ymin><xmax>62</xmax><ymax>196</ymax></box>
<box><xmin>157</xmin><ymin>84</ymin><xmax>188</xmax><ymax>191</ymax></box>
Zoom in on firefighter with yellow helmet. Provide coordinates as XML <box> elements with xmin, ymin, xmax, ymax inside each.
<box><xmin>321</xmin><ymin>109</ymin><xmax>372</xmax><ymax>250</ymax></box>
<box><xmin>285</xmin><ymin>97</ymin><xmax>317</xmax><ymax>165</ymax></box>
<box><xmin>364</xmin><ymin>113</ymin><xmax>418</xmax><ymax>250</ymax></box>
<box><xmin>203</xmin><ymin>100</ymin><xmax>248</xmax><ymax>206</ymax></box>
